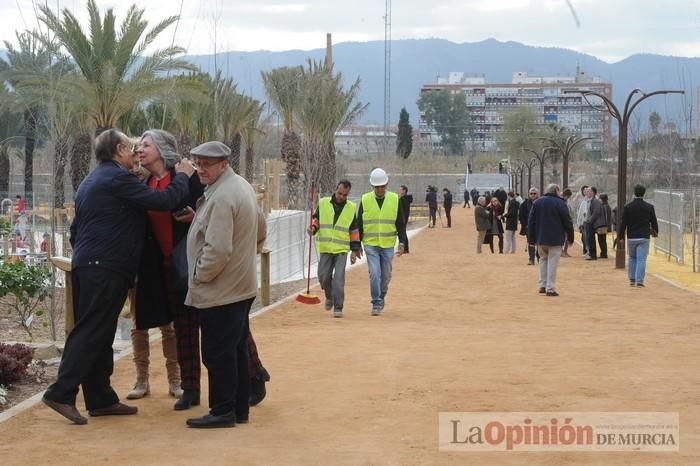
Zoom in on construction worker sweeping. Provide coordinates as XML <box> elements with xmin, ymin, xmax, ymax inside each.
<box><xmin>308</xmin><ymin>180</ymin><xmax>362</xmax><ymax>318</ymax></box>
<box><xmin>357</xmin><ymin>168</ymin><xmax>406</xmax><ymax>316</ymax></box>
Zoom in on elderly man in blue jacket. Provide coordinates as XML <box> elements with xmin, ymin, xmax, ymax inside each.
<box><xmin>527</xmin><ymin>183</ymin><xmax>574</xmax><ymax>297</ymax></box>
<box><xmin>43</xmin><ymin>128</ymin><xmax>196</xmax><ymax>425</ymax></box>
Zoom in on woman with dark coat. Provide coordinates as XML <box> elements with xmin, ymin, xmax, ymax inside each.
<box><xmin>486</xmin><ymin>197</ymin><xmax>504</xmax><ymax>253</ymax></box>
<box><xmin>132</xmin><ymin>130</ymin><xmax>271</xmax><ymax>411</ymax></box>
<box><xmin>126</xmin><ymin>129</ymin><xmax>204</xmax><ymax>403</ymax></box>
<box><xmin>503</xmin><ymin>191</ymin><xmax>520</xmax><ymax>253</ymax></box>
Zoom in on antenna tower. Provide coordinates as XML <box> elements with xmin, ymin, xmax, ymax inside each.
<box><xmin>383</xmin><ymin>0</ymin><xmax>391</xmax><ymax>154</ymax></box>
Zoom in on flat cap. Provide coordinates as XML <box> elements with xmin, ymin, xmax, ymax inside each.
<box><xmin>190</xmin><ymin>141</ymin><xmax>231</xmax><ymax>158</ymax></box>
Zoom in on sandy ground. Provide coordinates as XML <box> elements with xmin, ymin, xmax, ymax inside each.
<box><xmin>1</xmin><ymin>206</ymin><xmax>699</xmax><ymax>465</ymax></box>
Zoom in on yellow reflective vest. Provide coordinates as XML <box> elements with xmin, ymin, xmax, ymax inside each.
<box><xmin>316</xmin><ymin>197</ymin><xmax>356</xmax><ymax>254</ymax></box>
<box><xmin>361</xmin><ymin>191</ymin><xmax>398</xmax><ymax>248</ymax></box>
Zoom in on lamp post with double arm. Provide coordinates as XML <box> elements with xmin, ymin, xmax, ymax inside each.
<box><xmin>564</xmin><ymin>88</ymin><xmax>684</xmax><ymax>269</ymax></box>
<box><xmin>521</xmin><ymin>147</ymin><xmax>552</xmax><ymax>194</ymax></box>
<box><xmin>541</xmin><ymin>135</ymin><xmax>591</xmax><ymax>190</ymax></box>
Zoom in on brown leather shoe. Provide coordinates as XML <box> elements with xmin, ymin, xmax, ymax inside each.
<box><xmin>42</xmin><ymin>395</ymin><xmax>88</xmax><ymax>425</ymax></box>
<box><xmin>88</xmin><ymin>402</ymin><xmax>138</xmax><ymax>417</ymax></box>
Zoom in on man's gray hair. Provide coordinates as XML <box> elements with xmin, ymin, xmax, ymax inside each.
<box><xmin>477</xmin><ymin>196</ymin><xmax>486</xmax><ymax>204</ymax></box>
<box><xmin>142</xmin><ymin>129</ymin><xmax>179</xmax><ymax>169</ymax></box>
<box><xmin>545</xmin><ymin>183</ymin><xmax>560</xmax><ymax>195</ymax></box>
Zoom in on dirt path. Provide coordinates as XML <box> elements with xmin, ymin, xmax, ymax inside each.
<box><xmin>2</xmin><ymin>206</ymin><xmax>699</xmax><ymax>465</ymax></box>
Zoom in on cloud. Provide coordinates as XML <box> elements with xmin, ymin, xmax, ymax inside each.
<box><xmin>0</xmin><ymin>0</ymin><xmax>699</xmax><ymax>62</ymax></box>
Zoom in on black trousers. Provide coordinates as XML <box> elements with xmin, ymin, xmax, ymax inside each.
<box><xmin>44</xmin><ymin>267</ymin><xmax>128</xmax><ymax>410</ymax></box>
<box><xmin>585</xmin><ymin>223</ymin><xmax>597</xmax><ymax>259</ymax></box>
<box><xmin>444</xmin><ymin>206</ymin><xmax>452</xmax><ymax>227</ymax></box>
<box><xmin>428</xmin><ymin>205</ymin><xmax>437</xmax><ymax>227</ymax></box>
<box><xmin>397</xmin><ymin>229</ymin><xmax>409</xmax><ymax>253</ymax></box>
<box><xmin>199</xmin><ymin>298</ymin><xmax>254</xmax><ymax>418</ymax></box>
<box><xmin>597</xmin><ymin>232</ymin><xmax>608</xmax><ymax>258</ymax></box>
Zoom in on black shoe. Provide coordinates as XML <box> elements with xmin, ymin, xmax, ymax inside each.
<box><xmin>629</xmin><ymin>281</ymin><xmax>636</xmax><ymax>287</ymax></box>
<box><xmin>249</xmin><ymin>368</ymin><xmax>270</xmax><ymax>407</ymax></box>
<box><xmin>636</xmin><ymin>283</ymin><xmax>645</xmax><ymax>288</ymax></box>
<box><xmin>538</xmin><ymin>287</ymin><xmax>546</xmax><ymax>294</ymax></box>
<box><xmin>546</xmin><ymin>291</ymin><xmax>559</xmax><ymax>297</ymax></box>
<box><xmin>236</xmin><ymin>412</ymin><xmax>250</xmax><ymax>424</ymax></box>
<box><xmin>599</xmin><ymin>255</ymin><xmax>608</xmax><ymax>259</ymax></box>
<box><xmin>174</xmin><ymin>389</ymin><xmax>200</xmax><ymax>411</ymax></box>
<box><xmin>186</xmin><ymin>412</ymin><xmax>236</xmax><ymax>429</ymax></box>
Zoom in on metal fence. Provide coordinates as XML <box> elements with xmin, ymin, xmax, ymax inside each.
<box><xmin>652</xmin><ymin>190</ymin><xmax>685</xmax><ymax>264</ymax></box>
<box><xmin>648</xmin><ymin>188</ymin><xmax>700</xmax><ymax>271</ymax></box>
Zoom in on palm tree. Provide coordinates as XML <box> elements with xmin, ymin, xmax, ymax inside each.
<box><xmin>262</xmin><ymin>66</ymin><xmax>303</xmax><ymax>209</ymax></box>
<box><xmin>2</xmin><ymin>37</ymin><xmax>86</xmax><ymax>208</ymax></box>
<box><xmin>241</xmin><ymin>98</ymin><xmax>265</xmax><ymax>182</ymax></box>
<box><xmin>0</xmin><ymin>31</ymin><xmax>53</xmax><ymax>202</ymax></box>
<box><xmin>38</xmin><ymin>0</ymin><xmax>193</xmax><ymax>187</ymax></box>
<box><xmin>296</xmin><ymin>60</ymin><xmax>367</xmax><ymax>195</ymax></box>
<box><xmin>0</xmin><ymin>86</ymin><xmax>22</xmax><ymax>195</ymax></box>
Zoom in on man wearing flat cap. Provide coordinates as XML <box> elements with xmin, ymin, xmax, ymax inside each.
<box><xmin>184</xmin><ymin>141</ymin><xmax>267</xmax><ymax>428</ymax></box>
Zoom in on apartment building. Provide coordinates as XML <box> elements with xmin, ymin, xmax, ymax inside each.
<box><xmin>419</xmin><ymin>70</ymin><xmax>612</xmax><ymax>157</ymax></box>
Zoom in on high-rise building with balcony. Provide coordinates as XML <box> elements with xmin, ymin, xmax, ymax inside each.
<box><xmin>419</xmin><ymin>69</ymin><xmax>612</xmax><ymax>157</ymax></box>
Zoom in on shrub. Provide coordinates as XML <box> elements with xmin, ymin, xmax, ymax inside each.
<box><xmin>0</xmin><ymin>343</ymin><xmax>34</xmax><ymax>386</ymax></box>
<box><xmin>0</xmin><ymin>261</ymin><xmax>51</xmax><ymax>341</ymax></box>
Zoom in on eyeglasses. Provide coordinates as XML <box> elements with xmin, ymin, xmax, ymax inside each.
<box><xmin>529</xmin><ymin>192</ymin><xmax>537</xmax><ymax>195</ymax></box>
<box><xmin>193</xmin><ymin>159</ymin><xmax>224</xmax><ymax>169</ymax></box>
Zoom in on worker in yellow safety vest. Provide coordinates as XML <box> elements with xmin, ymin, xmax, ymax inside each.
<box><xmin>308</xmin><ymin>180</ymin><xmax>362</xmax><ymax>318</ymax></box>
<box><xmin>357</xmin><ymin>168</ymin><xmax>406</xmax><ymax>316</ymax></box>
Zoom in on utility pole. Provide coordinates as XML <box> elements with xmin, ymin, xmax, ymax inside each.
<box><xmin>383</xmin><ymin>0</ymin><xmax>391</xmax><ymax>155</ymax></box>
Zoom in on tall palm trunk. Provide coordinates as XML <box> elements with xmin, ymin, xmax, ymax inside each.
<box><xmin>245</xmin><ymin>144</ymin><xmax>255</xmax><ymax>182</ymax></box>
<box><xmin>319</xmin><ymin>141</ymin><xmax>336</xmax><ymax>196</ymax></box>
<box><xmin>23</xmin><ymin>108</ymin><xmax>38</xmax><ymax>206</ymax></box>
<box><xmin>54</xmin><ymin>134</ymin><xmax>69</xmax><ymax>208</ymax></box>
<box><xmin>282</xmin><ymin>130</ymin><xmax>302</xmax><ymax>209</ymax></box>
<box><xmin>179</xmin><ymin>133</ymin><xmax>192</xmax><ymax>158</ymax></box>
<box><xmin>0</xmin><ymin>145</ymin><xmax>9</xmax><ymax>195</ymax></box>
<box><xmin>71</xmin><ymin>129</ymin><xmax>92</xmax><ymax>193</ymax></box>
<box><xmin>229</xmin><ymin>133</ymin><xmax>242</xmax><ymax>173</ymax></box>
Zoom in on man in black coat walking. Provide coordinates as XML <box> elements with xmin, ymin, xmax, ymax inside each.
<box><xmin>616</xmin><ymin>184</ymin><xmax>659</xmax><ymax>287</ymax></box>
<box><xmin>398</xmin><ymin>185</ymin><xmax>413</xmax><ymax>253</ymax></box>
<box><xmin>42</xmin><ymin>129</ymin><xmax>196</xmax><ymax>425</ymax></box>
<box><xmin>519</xmin><ymin>187</ymin><xmax>539</xmax><ymax>265</ymax></box>
<box><xmin>442</xmin><ymin>188</ymin><xmax>453</xmax><ymax>227</ymax></box>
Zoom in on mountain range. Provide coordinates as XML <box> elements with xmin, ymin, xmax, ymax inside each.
<box><xmin>184</xmin><ymin>38</ymin><xmax>700</xmax><ymax>131</ymax></box>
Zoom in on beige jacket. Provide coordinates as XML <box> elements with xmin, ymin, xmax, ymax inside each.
<box><xmin>185</xmin><ymin>167</ymin><xmax>266</xmax><ymax>309</ymax></box>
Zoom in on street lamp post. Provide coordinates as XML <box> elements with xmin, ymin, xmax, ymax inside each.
<box><xmin>542</xmin><ymin>135</ymin><xmax>591</xmax><ymax>190</ymax></box>
<box><xmin>565</xmin><ymin>88</ymin><xmax>684</xmax><ymax>269</ymax></box>
<box><xmin>522</xmin><ymin>148</ymin><xmax>551</xmax><ymax>194</ymax></box>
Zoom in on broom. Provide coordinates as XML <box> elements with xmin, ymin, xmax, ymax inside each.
<box><xmin>296</xmin><ymin>184</ymin><xmax>321</xmax><ymax>305</ymax></box>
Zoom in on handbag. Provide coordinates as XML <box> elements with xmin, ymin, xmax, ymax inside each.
<box><xmin>171</xmin><ymin>238</ymin><xmax>189</xmax><ymax>292</ymax></box>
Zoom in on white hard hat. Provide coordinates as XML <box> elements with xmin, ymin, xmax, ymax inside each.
<box><xmin>369</xmin><ymin>168</ymin><xmax>389</xmax><ymax>186</ymax></box>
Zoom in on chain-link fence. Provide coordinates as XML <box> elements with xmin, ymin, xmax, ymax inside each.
<box><xmin>648</xmin><ymin>188</ymin><xmax>700</xmax><ymax>271</ymax></box>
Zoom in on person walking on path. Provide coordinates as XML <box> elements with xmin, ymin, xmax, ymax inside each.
<box><xmin>597</xmin><ymin>193</ymin><xmax>612</xmax><ymax>259</ymax></box>
<box><xmin>474</xmin><ymin>196</ymin><xmax>490</xmax><ymax>254</ymax></box>
<box><xmin>519</xmin><ymin>188</ymin><xmax>539</xmax><ymax>265</ymax></box>
<box><xmin>398</xmin><ymin>185</ymin><xmax>413</xmax><ymax>253</ymax></box>
<box><xmin>470</xmin><ymin>187</ymin><xmax>479</xmax><ymax>207</ymax></box>
<box><xmin>528</xmin><ymin>184</ymin><xmax>574</xmax><ymax>297</ymax></box>
<box><xmin>561</xmin><ymin>188</ymin><xmax>573</xmax><ymax>257</ymax></box>
<box><xmin>463</xmin><ymin>188</ymin><xmax>471</xmax><ymax>208</ymax></box>
<box><xmin>616</xmin><ymin>184</ymin><xmax>659</xmax><ymax>288</ymax></box>
<box><xmin>584</xmin><ymin>187</ymin><xmax>605</xmax><ymax>261</ymax></box>
<box><xmin>42</xmin><ymin>129</ymin><xmax>195</xmax><ymax>425</ymax></box>
<box><xmin>486</xmin><ymin>197</ymin><xmax>504</xmax><ymax>254</ymax></box>
<box><xmin>576</xmin><ymin>185</ymin><xmax>590</xmax><ymax>256</ymax></box>
<box><xmin>308</xmin><ymin>180</ymin><xmax>362</xmax><ymax>318</ymax></box>
<box><xmin>358</xmin><ymin>168</ymin><xmax>405</xmax><ymax>316</ymax></box>
<box><xmin>503</xmin><ymin>191</ymin><xmax>520</xmax><ymax>254</ymax></box>
<box><xmin>442</xmin><ymin>188</ymin><xmax>453</xmax><ymax>228</ymax></box>
<box><xmin>183</xmin><ymin>141</ymin><xmax>267</xmax><ymax>429</ymax></box>
<box><xmin>425</xmin><ymin>186</ymin><xmax>438</xmax><ymax>228</ymax></box>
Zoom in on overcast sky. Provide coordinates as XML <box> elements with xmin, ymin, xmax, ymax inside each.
<box><xmin>2</xmin><ymin>0</ymin><xmax>700</xmax><ymax>63</ymax></box>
